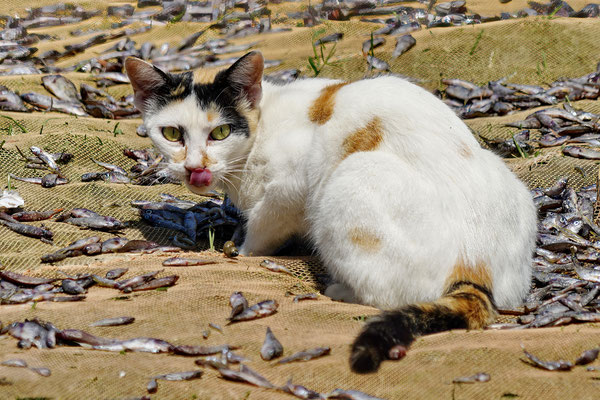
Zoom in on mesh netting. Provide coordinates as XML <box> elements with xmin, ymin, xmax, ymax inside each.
<box><xmin>2</xmin><ymin>0</ymin><xmax>600</xmax><ymax>399</ymax></box>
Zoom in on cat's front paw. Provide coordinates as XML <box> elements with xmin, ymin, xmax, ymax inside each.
<box><xmin>324</xmin><ymin>283</ymin><xmax>357</xmax><ymax>304</ymax></box>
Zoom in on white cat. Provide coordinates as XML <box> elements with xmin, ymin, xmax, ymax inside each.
<box><xmin>126</xmin><ymin>51</ymin><xmax>537</xmax><ymax>373</ymax></box>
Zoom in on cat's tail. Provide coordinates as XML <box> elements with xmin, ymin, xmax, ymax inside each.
<box><xmin>349</xmin><ymin>261</ymin><xmax>497</xmax><ymax>373</ymax></box>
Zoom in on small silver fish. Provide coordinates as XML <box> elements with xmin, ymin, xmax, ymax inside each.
<box><xmin>218</xmin><ymin>365</ymin><xmax>275</xmax><ymax>389</ymax></box>
<box><xmin>293</xmin><ymin>293</ymin><xmax>319</xmax><ymax>303</ymax></box>
<box><xmin>281</xmin><ymin>379</ymin><xmax>325</xmax><ymax>399</ymax></box>
<box><xmin>106</xmin><ymin>268</ymin><xmax>128</xmax><ymax>280</ymax></box>
<box><xmin>1</xmin><ymin>359</ymin><xmax>28</xmax><ymax>368</ymax></box>
<box><xmin>91</xmin><ymin>158</ymin><xmax>128</xmax><ymax>175</ymax></box>
<box><xmin>259</xmin><ymin>260</ymin><xmax>293</xmax><ymax>275</ymax></box>
<box><xmin>162</xmin><ymin>257</ymin><xmax>215</xmax><ymax>266</ymax></box>
<box><xmin>230</xmin><ymin>300</ymin><xmax>278</xmax><ymax>322</ymax></box>
<box><xmin>147</xmin><ymin>378</ymin><xmax>158</xmax><ymax>394</ymax></box>
<box><xmin>153</xmin><ymin>370</ymin><xmax>203</xmax><ymax>381</ymax></box>
<box><xmin>521</xmin><ymin>345</ymin><xmax>573</xmax><ymax>371</ymax></box>
<box><xmin>130</xmin><ymin>275</ymin><xmax>179</xmax><ymax>291</ymax></box>
<box><xmin>277</xmin><ymin>347</ymin><xmax>331</xmax><ymax>364</ymax></box>
<box><xmin>30</xmin><ymin>367</ymin><xmax>51</xmax><ymax>377</ymax></box>
<box><xmin>575</xmin><ymin>348</ymin><xmax>600</xmax><ymax>365</ymax></box>
<box><xmin>327</xmin><ymin>389</ymin><xmax>385</xmax><ymax>400</ymax></box>
<box><xmin>452</xmin><ymin>372</ymin><xmax>491</xmax><ymax>384</ymax></box>
<box><xmin>229</xmin><ymin>291</ymin><xmax>248</xmax><ymax>320</ymax></box>
<box><xmin>392</xmin><ymin>34</ymin><xmax>416</xmax><ymax>59</ymax></box>
<box><xmin>366</xmin><ymin>55</ymin><xmax>389</xmax><ymax>72</ymax></box>
<box><xmin>41</xmin><ymin>75</ymin><xmax>80</xmax><ymax>102</ymax></box>
<box><xmin>260</xmin><ymin>327</ymin><xmax>283</xmax><ymax>361</ymax></box>
<box><xmin>90</xmin><ymin>316</ymin><xmax>135</xmax><ymax>327</ymax></box>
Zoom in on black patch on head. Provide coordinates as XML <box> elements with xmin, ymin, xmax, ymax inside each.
<box><xmin>190</xmin><ymin>72</ymin><xmax>251</xmax><ymax>137</ymax></box>
<box><xmin>145</xmin><ymin>68</ymin><xmax>193</xmax><ymax>111</ymax></box>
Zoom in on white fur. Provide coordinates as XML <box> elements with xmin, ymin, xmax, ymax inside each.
<box><xmin>145</xmin><ymin>75</ymin><xmax>537</xmax><ymax>310</ymax></box>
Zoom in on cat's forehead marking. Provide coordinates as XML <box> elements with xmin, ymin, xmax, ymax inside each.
<box><xmin>170</xmin><ymin>81</ymin><xmax>187</xmax><ymax>97</ymax></box>
<box><xmin>308</xmin><ymin>82</ymin><xmax>349</xmax><ymax>124</ymax></box>
<box><xmin>348</xmin><ymin>227</ymin><xmax>381</xmax><ymax>253</ymax></box>
<box><xmin>342</xmin><ymin>117</ymin><xmax>383</xmax><ymax>159</ymax></box>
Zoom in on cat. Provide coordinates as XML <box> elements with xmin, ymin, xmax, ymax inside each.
<box><xmin>125</xmin><ymin>51</ymin><xmax>537</xmax><ymax>373</ymax></box>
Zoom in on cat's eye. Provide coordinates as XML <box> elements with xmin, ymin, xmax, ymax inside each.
<box><xmin>162</xmin><ymin>126</ymin><xmax>182</xmax><ymax>142</ymax></box>
<box><xmin>210</xmin><ymin>124</ymin><xmax>231</xmax><ymax>141</ymax></box>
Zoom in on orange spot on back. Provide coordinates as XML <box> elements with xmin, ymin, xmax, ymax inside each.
<box><xmin>348</xmin><ymin>227</ymin><xmax>381</xmax><ymax>253</ymax></box>
<box><xmin>342</xmin><ymin>117</ymin><xmax>384</xmax><ymax>159</ymax></box>
<box><xmin>308</xmin><ymin>82</ymin><xmax>349</xmax><ymax>124</ymax></box>
<box><xmin>459</xmin><ymin>142</ymin><xmax>473</xmax><ymax>159</ymax></box>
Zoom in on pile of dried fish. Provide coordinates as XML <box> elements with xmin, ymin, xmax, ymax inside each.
<box><xmin>136</xmin><ymin>195</ymin><xmax>242</xmax><ymax>247</ymax></box>
<box><xmin>439</xmin><ymin>63</ymin><xmax>600</xmax><ymax>119</ymax></box>
<box><xmin>0</xmin><ymin>266</ymin><xmax>179</xmax><ymax>305</ymax></box>
<box><xmin>490</xmin><ymin>177</ymin><xmax>600</xmax><ymax>329</ymax></box>
<box><xmin>41</xmin><ymin>235</ymin><xmax>180</xmax><ymax>263</ymax></box>
<box><xmin>10</xmin><ymin>146</ymin><xmax>73</xmax><ymax>188</ymax></box>
<box><xmin>486</xmin><ymin>103</ymin><xmax>600</xmax><ymax>159</ymax></box>
<box><xmin>319</xmin><ymin>0</ymin><xmax>600</xmax><ymax>27</ymax></box>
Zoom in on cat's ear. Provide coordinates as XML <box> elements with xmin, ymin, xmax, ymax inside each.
<box><xmin>125</xmin><ymin>57</ymin><xmax>169</xmax><ymax>113</ymax></box>
<box><xmin>218</xmin><ymin>51</ymin><xmax>264</xmax><ymax>108</ymax></box>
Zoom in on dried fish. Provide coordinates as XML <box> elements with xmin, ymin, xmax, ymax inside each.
<box><xmin>130</xmin><ymin>275</ymin><xmax>179</xmax><ymax>291</ymax></box>
<box><xmin>229</xmin><ymin>291</ymin><xmax>248</xmax><ymax>320</ymax></box>
<box><xmin>106</xmin><ymin>268</ymin><xmax>128</xmax><ymax>280</ymax></box>
<box><xmin>230</xmin><ymin>300</ymin><xmax>278</xmax><ymax>322</ymax></box>
<box><xmin>153</xmin><ymin>370</ymin><xmax>203</xmax><ymax>381</ymax></box>
<box><xmin>277</xmin><ymin>347</ymin><xmax>331</xmax><ymax>364</ymax></box>
<box><xmin>0</xmin><ymin>270</ymin><xmax>57</xmax><ymax>286</ymax></box>
<box><xmin>30</xmin><ymin>367</ymin><xmax>51</xmax><ymax>377</ymax></box>
<box><xmin>392</xmin><ymin>34</ymin><xmax>416</xmax><ymax>59</ymax></box>
<box><xmin>162</xmin><ymin>257</ymin><xmax>215</xmax><ymax>266</ymax></box>
<box><xmin>261</xmin><ymin>327</ymin><xmax>283</xmax><ymax>361</ymax></box>
<box><xmin>452</xmin><ymin>372</ymin><xmax>490</xmax><ymax>384</ymax></box>
<box><xmin>281</xmin><ymin>379</ymin><xmax>325</xmax><ymax>399</ymax></box>
<box><xmin>12</xmin><ymin>208</ymin><xmax>63</xmax><ymax>222</ymax></box>
<box><xmin>521</xmin><ymin>345</ymin><xmax>573</xmax><ymax>371</ymax></box>
<box><xmin>218</xmin><ymin>365</ymin><xmax>275</xmax><ymax>389</ymax></box>
<box><xmin>1</xmin><ymin>359</ymin><xmax>27</xmax><ymax>368</ymax></box>
<box><xmin>90</xmin><ymin>317</ymin><xmax>135</xmax><ymax>327</ymax></box>
<box><xmin>294</xmin><ymin>293</ymin><xmax>319</xmax><ymax>303</ymax></box>
<box><xmin>173</xmin><ymin>344</ymin><xmax>237</xmax><ymax>356</ymax></box>
<box><xmin>259</xmin><ymin>260</ymin><xmax>293</xmax><ymax>275</ymax></box>
<box><xmin>326</xmin><ymin>389</ymin><xmax>385</xmax><ymax>400</ymax></box>
<box><xmin>575</xmin><ymin>348</ymin><xmax>599</xmax><ymax>365</ymax></box>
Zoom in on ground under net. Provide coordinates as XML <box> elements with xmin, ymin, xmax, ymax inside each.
<box><xmin>2</xmin><ymin>0</ymin><xmax>600</xmax><ymax>399</ymax></box>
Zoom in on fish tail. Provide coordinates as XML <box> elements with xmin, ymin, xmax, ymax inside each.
<box><xmin>350</xmin><ymin>260</ymin><xmax>497</xmax><ymax>373</ymax></box>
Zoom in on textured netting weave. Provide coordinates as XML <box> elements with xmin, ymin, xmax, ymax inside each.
<box><xmin>2</xmin><ymin>0</ymin><xmax>600</xmax><ymax>399</ymax></box>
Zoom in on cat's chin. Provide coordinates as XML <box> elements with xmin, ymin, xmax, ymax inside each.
<box><xmin>184</xmin><ymin>181</ymin><xmax>215</xmax><ymax>196</ymax></box>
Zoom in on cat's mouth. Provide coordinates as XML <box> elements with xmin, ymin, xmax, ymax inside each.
<box><xmin>188</xmin><ymin>168</ymin><xmax>212</xmax><ymax>187</ymax></box>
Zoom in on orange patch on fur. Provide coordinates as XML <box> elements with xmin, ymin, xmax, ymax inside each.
<box><xmin>348</xmin><ymin>227</ymin><xmax>381</xmax><ymax>252</ymax></box>
<box><xmin>308</xmin><ymin>82</ymin><xmax>349</xmax><ymax>124</ymax></box>
<box><xmin>440</xmin><ymin>260</ymin><xmax>496</xmax><ymax>328</ymax></box>
<box><xmin>206</xmin><ymin>110</ymin><xmax>217</xmax><ymax>123</ymax></box>
<box><xmin>342</xmin><ymin>117</ymin><xmax>384</xmax><ymax>159</ymax></box>
<box><xmin>172</xmin><ymin>149</ymin><xmax>186</xmax><ymax>163</ymax></box>
<box><xmin>459</xmin><ymin>142</ymin><xmax>473</xmax><ymax>158</ymax></box>
<box><xmin>445</xmin><ymin>260</ymin><xmax>493</xmax><ymax>292</ymax></box>
<box><xmin>201</xmin><ymin>152</ymin><xmax>215</xmax><ymax>168</ymax></box>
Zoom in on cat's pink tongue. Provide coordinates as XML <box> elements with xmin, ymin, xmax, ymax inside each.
<box><xmin>188</xmin><ymin>168</ymin><xmax>212</xmax><ymax>187</ymax></box>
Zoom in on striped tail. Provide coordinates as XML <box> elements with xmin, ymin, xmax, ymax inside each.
<box><xmin>350</xmin><ymin>261</ymin><xmax>497</xmax><ymax>373</ymax></box>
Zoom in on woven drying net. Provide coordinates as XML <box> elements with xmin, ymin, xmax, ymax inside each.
<box><xmin>1</xmin><ymin>0</ymin><xmax>600</xmax><ymax>399</ymax></box>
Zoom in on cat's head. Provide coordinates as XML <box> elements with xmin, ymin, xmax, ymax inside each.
<box><xmin>125</xmin><ymin>51</ymin><xmax>264</xmax><ymax>196</ymax></box>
